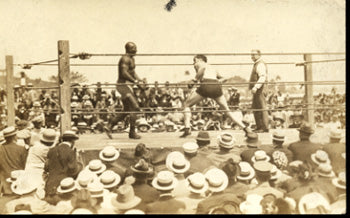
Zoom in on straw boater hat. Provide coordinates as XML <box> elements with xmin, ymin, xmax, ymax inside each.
<box><xmin>62</xmin><ymin>130</ymin><xmax>79</xmax><ymax>141</ymax></box>
<box><xmin>39</xmin><ymin>129</ymin><xmax>57</xmax><ymax>144</ymax></box>
<box><xmin>3</xmin><ymin>126</ymin><xmax>17</xmax><ymax>138</ymax></box>
<box><xmin>99</xmin><ymin>146</ymin><xmax>120</xmax><ymax>162</ymax></box>
<box><xmin>11</xmin><ymin>172</ymin><xmax>38</xmax><ymax>195</ymax></box>
<box><xmin>272</xmin><ymin>131</ymin><xmax>285</xmax><ymax>142</ymax></box>
<box><xmin>239</xmin><ymin>194</ymin><xmax>263</xmax><ymax>214</ymax></box>
<box><xmin>245</xmin><ymin>132</ymin><xmax>261</xmax><ymax>148</ymax></box>
<box><xmin>99</xmin><ymin>170</ymin><xmax>121</xmax><ymax>189</ymax></box>
<box><xmin>332</xmin><ymin>171</ymin><xmax>346</xmax><ymax>190</ymax></box>
<box><xmin>85</xmin><ymin>159</ymin><xmax>107</xmax><ymax>175</ymax></box>
<box><xmin>185</xmin><ymin>172</ymin><xmax>209</xmax><ymax>194</ymax></box>
<box><xmin>130</xmin><ymin>159</ymin><xmax>154</xmax><ymax>175</ymax></box>
<box><xmin>166</xmin><ymin>151</ymin><xmax>190</xmax><ymax>174</ymax></box>
<box><xmin>270</xmin><ymin>165</ymin><xmax>282</xmax><ymax>181</ymax></box>
<box><xmin>251</xmin><ymin>150</ymin><xmax>271</xmax><ymax>163</ymax></box>
<box><xmin>75</xmin><ymin>169</ymin><xmax>98</xmax><ymax>190</ymax></box>
<box><xmin>317</xmin><ymin>163</ymin><xmax>335</xmax><ymax>178</ymax></box>
<box><xmin>152</xmin><ymin>170</ymin><xmax>179</xmax><ymax>191</ymax></box>
<box><xmin>87</xmin><ymin>181</ymin><xmax>109</xmax><ymax>198</ymax></box>
<box><xmin>57</xmin><ymin>177</ymin><xmax>77</xmax><ymax>194</ymax></box>
<box><xmin>6</xmin><ymin>170</ymin><xmax>25</xmax><ymax>183</ymax></box>
<box><xmin>182</xmin><ymin>142</ymin><xmax>199</xmax><ymax>155</ymax></box>
<box><xmin>328</xmin><ymin>129</ymin><xmax>343</xmax><ymax>139</ymax></box>
<box><xmin>253</xmin><ymin>161</ymin><xmax>273</xmax><ymax>176</ymax></box>
<box><xmin>298</xmin><ymin>192</ymin><xmax>331</xmax><ymax>214</ymax></box>
<box><xmin>311</xmin><ymin>150</ymin><xmax>331</xmax><ymax>166</ymax></box>
<box><xmin>236</xmin><ymin>161</ymin><xmax>255</xmax><ymax>181</ymax></box>
<box><xmin>111</xmin><ymin>184</ymin><xmax>141</xmax><ymax>210</ymax></box>
<box><xmin>218</xmin><ymin>132</ymin><xmax>235</xmax><ymax>149</ymax></box>
<box><xmin>205</xmin><ymin>168</ymin><xmax>229</xmax><ymax>193</ymax></box>
<box><xmin>71</xmin><ymin>102</ymin><xmax>79</xmax><ymax>108</ymax></box>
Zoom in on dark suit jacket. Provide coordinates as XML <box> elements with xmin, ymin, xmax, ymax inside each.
<box><xmin>288</xmin><ymin>140</ymin><xmax>322</xmax><ymax>164</ymax></box>
<box><xmin>146</xmin><ymin>194</ymin><xmax>186</xmax><ymax>214</ymax></box>
<box><xmin>133</xmin><ymin>181</ymin><xmax>160</xmax><ymax>204</ymax></box>
<box><xmin>240</xmin><ymin>147</ymin><xmax>259</xmax><ymax>165</ymax></box>
<box><xmin>0</xmin><ymin>142</ymin><xmax>28</xmax><ymax>194</ymax></box>
<box><xmin>322</xmin><ymin>142</ymin><xmax>346</xmax><ymax>174</ymax></box>
<box><xmin>196</xmin><ymin>192</ymin><xmax>242</xmax><ymax>214</ymax></box>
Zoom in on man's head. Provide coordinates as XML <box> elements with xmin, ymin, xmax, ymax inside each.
<box><xmin>251</xmin><ymin>49</ymin><xmax>261</xmax><ymax>62</ymax></box>
<box><xmin>193</xmin><ymin>54</ymin><xmax>207</xmax><ymax>71</ymax></box>
<box><xmin>125</xmin><ymin>42</ymin><xmax>137</xmax><ymax>56</ymax></box>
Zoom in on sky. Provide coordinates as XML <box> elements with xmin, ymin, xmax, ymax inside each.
<box><xmin>0</xmin><ymin>0</ymin><xmax>346</xmax><ymax>93</ymax></box>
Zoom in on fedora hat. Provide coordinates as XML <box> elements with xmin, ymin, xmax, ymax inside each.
<box><xmin>40</xmin><ymin>129</ymin><xmax>57</xmax><ymax>143</ymax></box>
<box><xmin>270</xmin><ymin>165</ymin><xmax>282</xmax><ymax>181</ymax></box>
<box><xmin>75</xmin><ymin>169</ymin><xmax>98</xmax><ymax>190</ymax></box>
<box><xmin>186</xmin><ymin>172</ymin><xmax>209</xmax><ymax>194</ymax></box>
<box><xmin>205</xmin><ymin>168</ymin><xmax>229</xmax><ymax>193</ymax></box>
<box><xmin>317</xmin><ymin>163</ymin><xmax>335</xmax><ymax>178</ymax></box>
<box><xmin>99</xmin><ymin>146</ymin><xmax>120</xmax><ymax>162</ymax></box>
<box><xmin>166</xmin><ymin>151</ymin><xmax>190</xmax><ymax>174</ymax></box>
<box><xmin>6</xmin><ymin>170</ymin><xmax>25</xmax><ymax>183</ymax></box>
<box><xmin>298</xmin><ymin>192</ymin><xmax>331</xmax><ymax>214</ymax></box>
<box><xmin>57</xmin><ymin>177</ymin><xmax>77</xmax><ymax>194</ymax></box>
<box><xmin>332</xmin><ymin>171</ymin><xmax>346</xmax><ymax>190</ymax></box>
<box><xmin>218</xmin><ymin>132</ymin><xmax>235</xmax><ymax>149</ymax></box>
<box><xmin>272</xmin><ymin>131</ymin><xmax>285</xmax><ymax>142</ymax></box>
<box><xmin>245</xmin><ymin>132</ymin><xmax>261</xmax><ymax>148</ymax></box>
<box><xmin>251</xmin><ymin>150</ymin><xmax>271</xmax><ymax>163</ymax></box>
<box><xmin>152</xmin><ymin>170</ymin><xmax>178</xmax><ymax>191</ymax></box>
<box><xmin>196</xmin><ymin>131</ymin><xmax>210</xmax><ymax>142</ymax></box>
<box><xmin>311</xmin><ymin>150</ymin><xmax>331</xmax><ymax>166</ymax></box>
<box><xmin>237</xmin><ymin>162</ymin><xmax>255</xmax><ymax>181</ymax></box>
<box><xmin>328</xmin><ymin>129</ymin><xmax>343</xmax><ymax>139</ymax></box>
<box><xmin>111</xmin><ymin>184</ymin><xmax>141</xmax><ymax>210</ymax></box>
<box><xmin>87</xmin><ymin>181</ymin><xmax>109</xmax><ymax>198</ymax></box>
<box><xmin>239</xmin><ymin>194</ymin><xmax>263</xmax><ymax>214</ymax></box>
<box><xmin>85</xmin><ymin>159</ymin><xmax>107</xmax><ymax>175</ymax></box>
<box><xmin>3</xmin><ymin>126</ymin><xmax>17</xmax><ymax>138</ymax></box>
<box><xmin>298</xmin><ymin>122</ymin><xmax>314</xmax><ymax>134</ymax></box>
<box><xmin>62</xmin><ymin>130</ymin><xmax>79</xmax><ymax>141</ymax></box>
<box><xmin>131</xmin><ymin>159</ymin><xmax>154</xmax><ymax>175</ymax></box>
<box><xmin>182</xmin><ymin>142</ymin><xmax>199</xmax><ymax>155</ymax></box>
<box><xmin>99</xmin><ymin>170</ymin><xmax>121</xmax><ymax>189</ymax></box>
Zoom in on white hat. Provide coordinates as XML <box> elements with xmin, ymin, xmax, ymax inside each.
<box><xmin>311</xmin><ymin>150</ymin><xmax>331</xmax><ymax>166</ymax></box>
<box><xmin>99</xmin><ymin>170</ymin><xmax>121</xmax><ymax>189</ymax></box>
<box><xmin>251</xmin><ymin>150</ymin><xmax>271</xmax><ymax>163</ymax></box>
<box><xmin>87</xmin><ymin>181</ymin><xmax>109</xmax><ymax>198</ymax></box>
<box><xmin>57</xmin><ymin>177</ymin><xmax>77</xmax><ymax>194</ymax></box>
<box><xmin>185</xmin><ymin>172</ymin><xmax>209</xmax><ymax>194</ymax></box>
<box><xmin>182</xmin><ymin>142</ymin><xmax>199</xmax><ymax>155</ymax></box>
<box><xmin>332</xmin><ymin>171</ymin><xmax>346</xmax><ymax>190</ymax></box>
<box><xmin>328</xmin><ymin>129</ymin><xmax>343</xmax><ymax>139</ymax></box>
<box><xmin>270</xmin><ymin>165</ymin><xmax>282</xmax><ymax>181</ymax></box>
<box><xmin>75</xmin><ymin>169</ymin><xmax>98</xmax><ymax>190</ymax></box>
<box><xmin>124</xmin><ymin>209</ymin><xmax>145</xmax><ymax>214</ymax></box>
<box><xmin>39</xmin><ymin>129</ymin><xmax>57</xmax><ymax>144</ymax></box>
<box><xmin>236</xmin><ymin>162</ymin><xmax>255</xmax><ymax>181</ymax></box>
<box><xmin>71</xmin><ymin>208</ymin><xmax>94</xmax><ymax>214</ymax></box>
<box><xmin>317</xmin><ymin>163</ymin><xmax>335</xmax><ymax>178</ymax></box>
<box><xmin>10</xmin><ymin>172</ymin><xmax>37</xmax><ymax>195</ymax></box>
<box><xmin>298</xmin><ymin>192</ymin><xmax>331</xmax><ymax>214</ymax></box>
<box><xmin>239</xmin><ymin>194</ymin><xmax>263</xmax><ymax>214</ymax></box>
<box><xmin>152</xmin><ymin>170</ymin><xmax>178</xmax><ymax>191</ymax></box>
<box><xmin>166</xmin><ymin>151</ymin><xmax>190</xmax><ymax>174</ymax></box>
<box><xmin>99</xmin><ymin>146</ymin><xmax>120</xmax><ymax>162</ymax></box>
<box><xmin>205</xmin><ymin>168</ymin><xmax>228</xmax><ymax>193</ymax></box>
<box><xmin>218</xmin><ymin>132</ymin><xmax>235</xmax><ymax>149</ymax></box>
<box><xmin>111</xmin><ymin>184</ymin><xmax>141</xmax><ymax>210</ymax></box>
<box><xmin>85</xmin><ymin>159</ymin><xmax>107</xmax><ymax>175</ymax></box>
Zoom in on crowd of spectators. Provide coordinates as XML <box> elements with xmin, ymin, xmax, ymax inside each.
<box><xmin>0</xmin><ymin>118</ymin><xmax>346</xmax><ymax>214</ymax></box>
<box><xmin>0</xmin><ymin>83</ymin><xmax>345</xmax><ymax>134</ymax></box>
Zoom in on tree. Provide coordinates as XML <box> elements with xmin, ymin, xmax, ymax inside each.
<box><xmin>48</xmin><ymin>71</ymin><xmax>88</xmax><ymax>83</ymax></box>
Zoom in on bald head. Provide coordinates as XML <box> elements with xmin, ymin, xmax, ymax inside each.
<box><xmin>125</xmin><ymin>42</ymin><xmax>137</xmax><ymax>55</ymax></box>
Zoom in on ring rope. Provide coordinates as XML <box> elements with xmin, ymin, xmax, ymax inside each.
<box><xmin>69</xmin><ymin>52</ymin><xmax>345</xmax><ymax>56</ymax></box>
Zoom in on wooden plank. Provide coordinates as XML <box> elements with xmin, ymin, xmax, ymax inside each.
<box><xmin>304</xmin><ymin>54</ymin><xmax>314</xmax><ymax>125</ymax></box>
<box><xmin>58</xmin><ymin>41</ymin><xmax>71</xmax><ymax>134</ymax></box>
<box><xmin>5</xmin><ymin>56</ymin><xmax>15</xmax><ymax>126</ymax></box>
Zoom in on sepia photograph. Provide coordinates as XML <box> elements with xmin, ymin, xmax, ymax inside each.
<box><xmin>0</xmin><ymin>0</ymin><xmax>346</xmax><ymax>214</ymax></box>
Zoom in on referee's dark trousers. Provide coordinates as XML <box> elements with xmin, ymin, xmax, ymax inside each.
<box><xmin>252</xmin><ymin>88</ymin><xmax>269</xmax><ymax>131</ymax></box>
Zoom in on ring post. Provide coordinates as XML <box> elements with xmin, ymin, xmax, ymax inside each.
<box><xmin>5</xmin><ymin>56</ymin><xmax>15</xmax><ymax>126</ymax></box>
<box><xmin>303</xmin><ymin>54</ymin><xmax>314</xmax><ymax>126</ymax></box>
<box><xmin>58</xmin><ymin>40</ymin><xmax>71</xmax><ymax>134</ymax></box>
